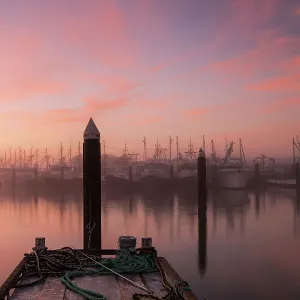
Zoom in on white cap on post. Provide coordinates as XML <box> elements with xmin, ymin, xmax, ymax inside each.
<box><xmin>83</xmin><ymin>118</ymin><xmax>100</xmax><ymax>140</ymax></box>
<box><xmin>198</xmin><ymin>148</ymin><xmax>205</xmax><ymax>157</ymax></box>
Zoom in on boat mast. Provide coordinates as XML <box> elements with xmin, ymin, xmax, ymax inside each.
<box><xmin>211</xmin><ymin>139</ymin><xmax>217</xmax><ymax>164</ymax></box>
<box><xmin>14</xmin><ymin>150</ymin><xmax>17</xmax><ymax>167</ymax></box>
<box><xmin>169</xmin><ymin>136</ymin><xmax>172</xmax><ymax>163</ymax></box>
<box><xmin>123</xmin><ymin>141</ymin><xmax>128</xmax><ymax>158</ymax></box>
<box><xmin>35</xmin><ymin>149</ymin><xmax>39</xmax><ymax>167</ymax></box>
<box><xmin>224</xmin><ymin>141</ymin><xmax>234</xmax><ymax>164</ymax></box>
<box><xmin>45</xmin><ymin>148</ymin><xmax>50</xmax><ymax>170</ymax></box>
<box><xmin>202</xmin><ymin>135</ymin><xmax>206</xmax><ymax>154</ymax></box>
<box><xmin>239</xmin><ymin>138</ymin><xmax>246</xmax><ymax>167</ymax></box>
<box><xmin>29</xmin><ymin>148</ymin><xmax>33</xmax><ymax>167</ymax></box>
<box><xmin>225</xmin><ymin>133</ymin><xmax>228</xmax><ymax>152</ymax></box>
<box><xmin>142</xmin><ymin>136</ymin><xmax>147</xmax><ymax>162</ymax></box>
<box><xmin>68</xmin><ymin>145</ymin><xmax>72</xmax><ymax>166</ymax></box>
<box><xmin>60</xmin><ymin>142</ymin><xmax>64</xmax><ymax>166</ymax></box>
<box><xmin>9</xmin><ymin>147</ymin><xmax>12</xmax><ymax>167</ymax></box>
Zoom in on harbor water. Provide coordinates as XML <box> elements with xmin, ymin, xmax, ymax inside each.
<box><xmin>0</xmin><ymin>188</ymin><xmax>300</xmax><ymax>300</ymax></box>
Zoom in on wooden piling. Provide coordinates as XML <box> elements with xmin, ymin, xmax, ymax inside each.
<box><xmin>197</xmin><ymin>148</ymin><xmax>207</xmax><ymax>277</ymax></box>
<box><xmin>83</xmin><ymin>118</ymin><xmax>102</xmax><ymax>251</ymax></box>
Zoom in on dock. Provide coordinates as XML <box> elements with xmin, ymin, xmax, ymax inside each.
<box><xmin>0</xmin><ymin>119</ymin><xmax>203</xmax><ymax>300</ymax></box>
<box><xmin>0</xmin><ymin>244</ymin><xmax>197</xmax><ymax>300</ymax></box>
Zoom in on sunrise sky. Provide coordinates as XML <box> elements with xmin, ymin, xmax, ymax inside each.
<box><xmin>0</xmin><ymin>0</ymin><xmax>299</xmax><ymax>159</ymax></box>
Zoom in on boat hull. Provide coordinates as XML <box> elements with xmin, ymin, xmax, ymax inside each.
<box><xmin>266</xmin><ymin>178</ymin><xmax>296</xmax><ymax>188</ymax></box>
<box><xmin>140</xmin><ymin>175</ymin><xmax>173</xmax><ymax>191</ymax></box>
<box><xmin>216</xmin><ymin>169</ymin><xmax>250</xmax><ymax>189</ymax></box>
<box><xmin>39</xmin><ymin>177</ymin><xmax>83</xmax><ymax>191</ymax></box>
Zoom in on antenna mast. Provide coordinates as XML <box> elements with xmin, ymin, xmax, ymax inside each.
<box><xmin>60</xmin><ymin>142</ymin><xmax>63</xmax><ymax>166</ymax></box>
<box><xmin>225</xmin><ymin>133</ymin><xmax>228</xmax><ymax>152</ymax></box>
<box><xmin>142</xmin><ymin>137</ymin><xmax>147</xmax><ymax>161</ymax></box>
<box><xmin>9</xmin><ymin>147</ymin><xmax>12</xmax><ymax>167</ymax></box>
<box><xmin>45</xmin><ymin>148</ymin><xmax>50</xmax><ymax>170</ymax></box>
<box><xmin>35</xmin><ymin>149</ymin><xmax>39</xmax><ymax>167</ymax></box>
<box><xmin>123</xmin><ymin>141</ymin><xmax>128</xmax><ymax>157</ymax></box>
<box><xmin>169</xmin><ymin>136</ymin><xmax>173</xmax><ymax>163</ymax></box>
<box><xmin>68</xmin><ymin>145</ymin><xmax>72</xmax><ymax>166</ymax></box>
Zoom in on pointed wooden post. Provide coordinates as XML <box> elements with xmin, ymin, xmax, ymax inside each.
<box><xmin>83</xmin><ymin>118</ymin><xmax>102</xmax><ymax>251</ymax></box>
<box><xmin>197</xmin><ymin>148</ymin><xmax>207</xmax><ymax>277</ymax></box>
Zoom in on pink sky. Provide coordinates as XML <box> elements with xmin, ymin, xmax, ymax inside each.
<box><xmin>0</xmin><ymin>0</ymin><xmax>299</xmax><ymax>159</ymax></box>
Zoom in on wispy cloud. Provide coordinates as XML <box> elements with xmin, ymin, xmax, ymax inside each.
<box><xmin>262</xmin><ymin>97</ymin><xmax>300</xmax><ymax>113</ymax></box>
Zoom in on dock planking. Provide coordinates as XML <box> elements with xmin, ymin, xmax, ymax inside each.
<box><xmin>9</xmin><ymin>271</ymin><xmax>169</xmax><ymax>300</ymax></box>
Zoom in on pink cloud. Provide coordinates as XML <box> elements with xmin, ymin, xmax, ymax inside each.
<box><xmin>136</xmin><ymin>94</ymin><xmax>180</xmax><ymax>110</ymax></box>
<box><xmin>247</xmin><ymin>74</ymin><xmax>300</xmax><ymax>92</ymax></box>
<box><xmin>184</xmin><ymin>108</ymin><xmax>210</xmax><ymax>117</ymax></box>
<box><xmin>54</xmin><ymin>1</ymin><xmax>138</xmax><ymax>69</ymax></box>
<box><xmin>206</xmin><ymin>0</ymin><xmax>283</xmax><ymax>52</ymax></box>
<box><xmin>120</xmin><ymin>114</ymin><xmax>164</xmax><ymax>127</ymax></box>
<box><xmin>203</xmin><ymin>36</ymin><xmax>300</xmax><ymax>79</ymax></box>
<box><xmin>98</xmin><ymin>76</ymin><xmax>141</xmax><ymax>95</ymax></box>
<box><xmin>2</xmin><ymin>97</ymin><xmax>130</xmax><ymax>129</ymax></box>
<box><xmin>263</xmin><ymin>98</ymin><xmax>300</xmax><ymax>113</ymax></box>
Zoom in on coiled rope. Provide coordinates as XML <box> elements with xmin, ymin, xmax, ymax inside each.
<box><xmin>12</xmin><ymin>247</ymin><xmax>193</xmax><ymax>300</ymax></box>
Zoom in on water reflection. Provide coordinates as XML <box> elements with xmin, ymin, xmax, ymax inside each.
<box><xmin>0</xmin><ymin>188</ymin><xmax>300</xmax><ymax>299</ymax></box>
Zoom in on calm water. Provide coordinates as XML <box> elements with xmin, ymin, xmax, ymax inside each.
<box><xmin>0</xmin><ymin>187</ymin><xmax>300</xmax><ymax>300</ymax></box>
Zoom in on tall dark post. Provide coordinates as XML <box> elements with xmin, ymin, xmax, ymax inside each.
<box><xmin>83</xmin><ymin>118</ymin><xmax>102</xmax><ymax>251</ymax></box>
<box><xmin>197</xmin><ymin>148</ymin><xmax>207</xmax><ymax>276</ymax></box>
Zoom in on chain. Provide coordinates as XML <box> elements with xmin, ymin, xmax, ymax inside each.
<box><xmin>132</xmin><ymin>248</ymin><xmax>176</xmax><ymax>300</ymax></box>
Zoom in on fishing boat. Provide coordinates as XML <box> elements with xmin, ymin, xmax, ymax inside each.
<box><xmin>216</xmin><ymin>139</ymin><xmax>251</xmax><ymax>189</ymax></box>
<box><xmin>140</xmin><ymin>140</ymin><xmax>173</xmax><ymax>190</ymax></box>
<box><xmin>176</xmin><ymin>139</ymin><xmax>198</xmax><ymax>189</ymax></box>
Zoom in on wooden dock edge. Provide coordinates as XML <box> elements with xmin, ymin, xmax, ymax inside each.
<box><xmin>158</xmin><ymin>257</ymin><xmax>198</xmax><ymax>300</ymax></box>
<box><xmin>0</xmin><ymin>248</ymin><xmax>117</xmax><ymax>300</ymax></box>
<box><xmin>0</xmin><ymin>257</ymin><xmax>27</xmax><ymax>300</ymax></box>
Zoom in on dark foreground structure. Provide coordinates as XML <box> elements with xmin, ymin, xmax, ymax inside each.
<box><xmin>0</xmin><ymin>119</ymin><xmax>201</xmax><ymax>300</ymax></box>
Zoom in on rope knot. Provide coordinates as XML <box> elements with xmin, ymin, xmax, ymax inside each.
<box><xmin>174</xmin><ymin>280</ymin><xmax>192</xmax><ymax>299</ymax></box>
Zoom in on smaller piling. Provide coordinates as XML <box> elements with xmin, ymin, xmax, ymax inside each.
<box><xmin>197</xmin><ymin>148</ymin><xmax>207</xmax><ymax>276</ymax></box>
<box><xmin>197</xmin><ymin>148</ymin><xmax>207</xmax><ymax>202</ymax></box>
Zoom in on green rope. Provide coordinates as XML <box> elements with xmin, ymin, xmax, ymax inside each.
<box><xmin>60</xmin><ymin>250</ymin><xmax>157</xmax><ymax>300</ymax></box>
